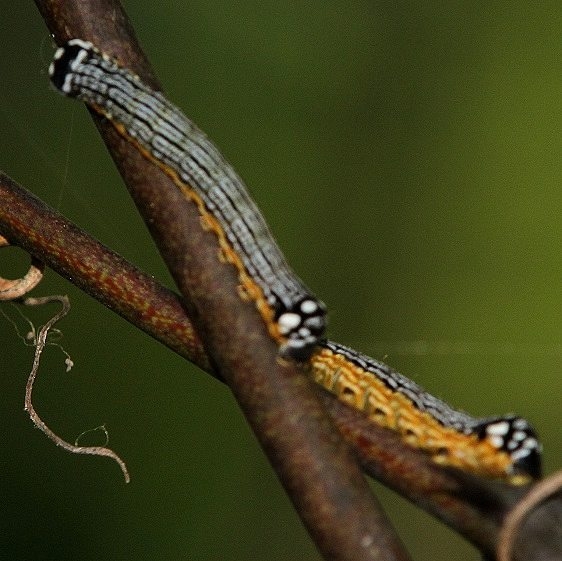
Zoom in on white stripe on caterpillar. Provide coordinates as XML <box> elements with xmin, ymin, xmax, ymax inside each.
<box><xmin>50</xmin><ymin>39</ymin><xmax>326</xmax><ymax>360</ymax></box>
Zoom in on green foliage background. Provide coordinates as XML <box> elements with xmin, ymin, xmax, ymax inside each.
<box><xmin>1</xmin><ymin>2</ymin><xmax>560</xmax><ymax>560</ymax></box>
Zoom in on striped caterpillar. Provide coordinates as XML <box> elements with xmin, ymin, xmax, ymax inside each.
<box><xmin>49</xmin><ymin>40</ymin><xmax>541</xmax><ymax>484</ymax></box>
<box><xmin>49</xmin><ymin>39</ymin><xmax>326</xmax><ymax>361</ymax></box>
<box><xmin>311</xmin><ymin>341</ymin><xmax>541</xmax><ymax>484</ymax></box>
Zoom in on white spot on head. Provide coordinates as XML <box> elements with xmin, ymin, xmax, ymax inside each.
<box><xmin>488</xmin><ymin>435</ymin><xmax>505</xmax><ymax>449</ymax></box>
<box><xmin>513</xmin><ymin>430</ymin><xmax>527</xmax><ymax>442</ymax></box>
<box><xmin>304</xmin><ymin>315</ymin><xmax>325</xmax><ymax>331</ymax></box>
<box><xmin>68</xmin><ymin>38</ymin><xmax>94</xmax><ymax>50</ymax></box>
<box><xmin>486</xmin><ymin>421</ymin><xmax>510</xmax><ymax>436</ymax></box>
<box><xmin>513</xmin><ymin>418</ymin><xmax>529</xmax><ymax>430</ymax></box>
<box><xmin>62</xmin><ymin>74</ymin><xmax>74</xmax><ymax>94</ymax></box>
<box><xmin>279</xmin><ymin>338</ymin><xmax>307</xmax><ymax>360</ymax></box>
<box><xmin>298</xmin><ymin>327</ymin><xmax>311</xmax><ymax>338</ymax></box>
<box><xmin>300</xmin><ymin>299</ymin><xmax>318</xmax><ymax>315</ymax></box>
<box><xmin>523</xmin><ymin>437</ymin><xmax>539</xmax><ymax>450</ymax></box>
<box><xmin>52</xmin><ymin>47</ymin><xmax>65</xmax><ymax>62</ymax></box>
<box><xmin>70</xmin><ymin>47</ymin><xmax>89</xmax><ymax>71</ymax></box>
<box><xmin>278</xmin><ymin>312</ymin><xmax>301</xmax><ymax>335</ymax></box>
<box><xmin>511</xmin><ymin>447</ymin><xmax>531</xmax><ymax>462</ymax></box>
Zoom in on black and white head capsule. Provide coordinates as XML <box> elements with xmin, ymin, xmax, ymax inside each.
<box><xmin>49</xmin><ymin>39</ymin><xmax>95</xmax><ymax>95</ymax></box>
<box><xmin>277</xmin><ymin>298</ymin><xmax>327</xmax><ymax>360</ymax></box>
<box><xmin>49</xmin><ymin>39</ymin><xmax>328</xmax><ymax>361</ymax></box>
<box><xmin>475</xmin><ymin>416</ymin><xmax>542</xmax><ymax>479</ymax></box>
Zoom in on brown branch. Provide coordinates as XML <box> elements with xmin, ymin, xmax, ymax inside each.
<box><xmin>497</xmin><ymin>470</ymin><xmax>562</xmax><ymax>561</ymax></box>
<box><xmin>0</xmin><ymin>2</ymin><xmax>552</xmax><ymax>559</ymax></box>
<box><xmin>31</xmin><ymin>1</ymin><xmax>409</xmax><ymax>559</ymax></box>
<box><xmin>2</xmin><ymin>171</ymin><xmax>561</xmax><ymax>561</ymax></box>
<box><xmin>0</xmin><ymin>171</ymin><xmax>211</xmax><ymax>371</ymax></box>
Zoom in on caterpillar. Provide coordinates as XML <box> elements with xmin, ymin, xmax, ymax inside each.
<box><xmin>49</xmin><ymin>40</ymin><xmax>542</xmax><ymax>484</ymax></box>
<box><xmin>49</xmin><ymin>39</ymin><xmax>326</xmax><ymax>361</ymax></box>
<box><xmin>311</xmin><ymin>341</ymin><xmax>541</xmax><ymax>484</ymax></box>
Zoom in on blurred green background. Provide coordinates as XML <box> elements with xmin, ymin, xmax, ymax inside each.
<box><xmin>1</xmin><ymin>2</ymin><xmax>560</xmax><ymax>560</ymax></box>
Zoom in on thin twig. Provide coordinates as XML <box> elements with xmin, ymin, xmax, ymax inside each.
<box><xmin>0</xmin><ymin>235</ymin><xmax>45</xmax><ymax>300</ymax></box>
<box><xmin>22</xmin><ymin>295</ymin><xmax>130</xmax><ymax>483</ymax></box>
<box><xmin>497</xmin><ymin>470</ymin><xmax>562</xmax><ymax>561</ymax></box>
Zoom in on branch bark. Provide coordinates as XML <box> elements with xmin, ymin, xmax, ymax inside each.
<box><xmin>2</xmin><ymin>172</ymin><xmax>561</xmax><ymax>561</ymax></box>
<box><xmin>31</xmin><ymin>1</ymin><xmax>409</xmax><ymax>560</ymax></box>
<box><xmin>0</xmin><ymin>2</ymin><xmax>556</xmax><ymax>559</ymax></box>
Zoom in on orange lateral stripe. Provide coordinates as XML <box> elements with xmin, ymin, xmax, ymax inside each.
<box><xmin>310</xmin><ymin>346</ymin><xmax>520</xmax><ymax>482</ymax></box>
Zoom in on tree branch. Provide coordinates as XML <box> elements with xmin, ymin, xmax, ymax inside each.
<box><xmin>2</xmin><ymin>170</ymin><xmax>561</xmax><ymax>561</ymax></box>
<box><xmin>31</xmin><ymin>1</ymin><xmax>409</xmax><ymax>559</ymax></box>
<box><xmin>0</xmin><ymin>2</ymin><xmax>554</xmax><ymax>559</ymax></box>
